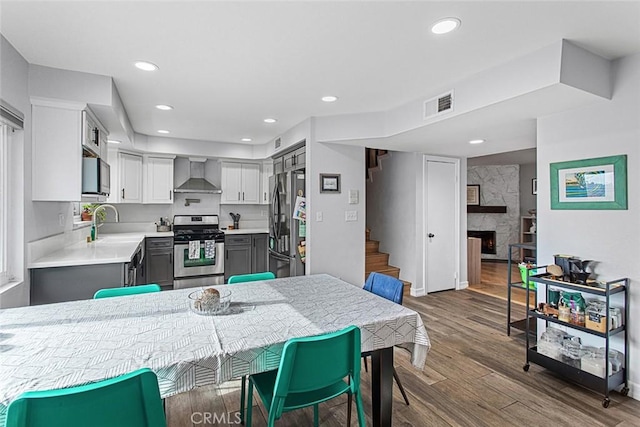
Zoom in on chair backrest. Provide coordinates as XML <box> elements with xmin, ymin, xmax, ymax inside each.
<box><xmin>93</xmin><ymin>284</ymin><xmax>161</xmax><ymax>299</ymax></box>
<box><xmin>271</xmin><ymin>326</ymin><xmax>361</xmax><ymax>418</ymax></box>
<box><xmin>364</xmin><ymin>272</ymin><xmax>404</xmax><ymax>304</ymax></box>
<box><xmin>228</xmin><ymin>271</ymin><xmax>275</xmax><ymax>284</ymax></box>
<box><xmin>6</xmin><ymin>368</ymin><xmax>166</xmax><ymax>427</ymax></box>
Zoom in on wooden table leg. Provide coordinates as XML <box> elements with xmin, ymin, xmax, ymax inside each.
<box><xmin>371</xmin><ymin>347</ymin><xmax>393</xmax><ymax>427</ymax></box>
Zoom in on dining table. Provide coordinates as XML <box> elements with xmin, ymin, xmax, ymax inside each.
<box><xmin>0</xmin><ymin>273</ymin><xmax>430</xmax><ymax>426</ymax></box>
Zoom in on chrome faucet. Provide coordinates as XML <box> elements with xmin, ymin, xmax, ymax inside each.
<box><xmin>92</xmin><ymin>204</ymin><xmax>119</xmax><ymax>239</ymax></box>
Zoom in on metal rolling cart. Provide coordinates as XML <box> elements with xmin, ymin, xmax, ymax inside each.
<box><xmin>523</xmin><ymin>266</ymin><xmax>629</xmax><ymax>408</ymax></box>
<box><xmin>506</xmin><ymin>243</ymin><xmax>537</xmax><ymax>336</ymax></box>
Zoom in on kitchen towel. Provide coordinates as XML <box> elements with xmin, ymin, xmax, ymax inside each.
<box><xmin>188</xmin><ymin>241</ymin><xmax>200</xmax><ymax>260</ymax></box>
<box><xmin>204</xmin><ymin>240</ymin><xmax>216</xmax><ymax>260</ymax></box>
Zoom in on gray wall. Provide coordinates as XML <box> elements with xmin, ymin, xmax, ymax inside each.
<box><xmin>537</xmin><ymin>52</ymin><xmax>640</xmax><ymax>396</ymax></box>
<box><xmin>520</xmin><ymin>163</ymin><xmax>537</xmax><ymax>216</ymax></box>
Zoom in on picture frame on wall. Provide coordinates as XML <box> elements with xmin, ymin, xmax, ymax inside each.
<box><xmin>532</xmin><ymin>178</ymin><xmax>537</xmax><ymax>195</ymax></box>
<box><xmin>466</xmin><ymin>184</ymin><xmax>480</xmax><ymax>206</ymax></box>
<box><xmin>320</xmin><ymin>173</ymin><xmax>341</xmax><ymax>193</ymax></box>
<box><xmin>550</xmin><ymin>154</ymin><xmax>627</xmax><ymax>210</ymax></box>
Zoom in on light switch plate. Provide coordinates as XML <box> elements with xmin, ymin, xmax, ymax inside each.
<box><xmin>345</xmin><ymin>210</ymin><xmax>357</xmax><ymax>221</ymax></box>
<box><xmin>316</xmin><ymin>211</ymin><xmax>323</xmax><ymax>222</ymax></box>
<box><xmin>348</xmin><ymin>189</ymin><xmax>359</xmax><ymax>204</ymax></box>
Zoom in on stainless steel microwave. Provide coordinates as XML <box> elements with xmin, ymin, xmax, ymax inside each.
<box><xmin>82</xmin><ymin>157</ymin><xmax>110</xmax><ymax>195</ymax></box>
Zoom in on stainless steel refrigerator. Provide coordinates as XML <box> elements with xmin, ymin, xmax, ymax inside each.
<box><xmin>269</xmin><ymin>167</ymin><xmax>305</xmax><ymax>277</ymax></box>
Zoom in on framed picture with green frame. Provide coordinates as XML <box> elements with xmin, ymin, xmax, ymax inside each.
<box><xmin>550</xmin><ymin>154</ymin><xmax>627</xmax><ymax>210</ymax></box>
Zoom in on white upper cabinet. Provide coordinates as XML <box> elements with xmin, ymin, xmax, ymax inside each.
<box><xmin>143</xmin><ymin>155</ymin><xmax>175</xmax><ymax>204</ymax></box>
<box><xmin>118</xmin><ymin>152</ymin><xmax>143</xmax><ymax>203</ymax></box>
<box><xmin>221</xmin><ymin>162</ymin><xmax>261</xmax><ymax>204</ymax></box>
<box><xmin>32</xmin><ymin>103</ymin><xmax>83</xmax><ymax>201</ymax></box>
<box><xmin>31</xmin><ymin>99</ymin><xmax>108</xmax><ymax>202</ymax></box>
<box><xmin>260</xmin><ymin>160</ymin><xmax>274</xmax><ymax>205</ymax></box>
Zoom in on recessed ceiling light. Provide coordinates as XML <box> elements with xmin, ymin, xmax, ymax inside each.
<box><xmin>469</xmin><ymin>139</ymin><xmax>485</xmax><ymax>144</ymax></box>
<box><xmin>107</xmin><ymin>139</ymin><xmax>121</xmax><ymax>144</ymax></box>
<box><xmin>263</xmin><ymin>118</ymin><xmax>277</xmax><ymax>124</ymax></box>
<box><xmin>241</xmin><ymin>138</ymin><xmax>252</xmax><ymax>142</ymax></box>
<box><xmin>155</xmin><ymin>104</ymin><xmax>173</xmax><ymax>110</ymax></box>
<box><xmin>157</xmin><ymin>130</ymin><xmax>170</xmax><ymax>134</ymax></box>
<box><xmin>321</xmin><ymin>95</ymin><xmax>338</xmax><ymax>103</ymax></box>
<box><xmin>431</xmin><ymin>17</ymin><xmax>461</xmax><ymax>35</ymax></box>
<box><xmin>134</xmin><ymin>61</ymin><xmax>159</xmax><ymax>71</ymax></box>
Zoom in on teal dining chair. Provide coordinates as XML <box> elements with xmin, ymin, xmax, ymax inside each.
<box><xmin>5</xmin><ymin>368</ymin><xmax>166</xmax><ymax>427</ymax></box>
<box><xmin>228</xmin><ymin>271</ymin><xmax>275</xmax><ymax>284</ymax></box>
<box><xmin>245</xmin><ymin>325</ymin><xmax>365</xmax><ymax>427</ymax></box>
<box><xmin>227</xmin><ymin>271</ymin><xmax>275</xmax><ymax>423</ymax></box>
<box><xmin>93</xmin><ymin>284</ymin><xmax>161</xmax><ymax>299</ymax></box>
<box><xmin>362</xmin><ymin>272</ymin><xmax>410</xmax><ymax>405</ymax></box>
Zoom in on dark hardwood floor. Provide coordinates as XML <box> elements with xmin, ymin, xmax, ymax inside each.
<box><xmin>165</xmin><ymin>289</ymin><xmax>640</xmax><ymax>426</ymax></box>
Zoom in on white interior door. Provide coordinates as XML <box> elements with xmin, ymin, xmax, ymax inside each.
<box><xmin>426</xmin><ymin>158</ymin><xmax>458</xmax><ymax>293</ymax></box>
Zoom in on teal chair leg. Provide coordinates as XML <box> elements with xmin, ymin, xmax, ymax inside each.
<box><xmin>239</xmin><ymin>376</ymin><xmax>246</xmax><ymax>424</ymax></box>
<box><xmin>246</xmin><ymin>380</ymin><xmax>254</xmax><ymax>427</ymax></box>
<box><xmin>313</xmin><ymin>403</ymin><xmax>319</xmax><ymax>427</ymax></box>
<box><xmin>355</xmin><ymin>391</ymin><xmax>366</xmax><ymax>427</ymax></box>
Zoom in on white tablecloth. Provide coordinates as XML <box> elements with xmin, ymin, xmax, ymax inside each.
<box><xmin>0</xmin><ymin>274</ymin><xmax>430</xmax><ymax>405</ymax></box>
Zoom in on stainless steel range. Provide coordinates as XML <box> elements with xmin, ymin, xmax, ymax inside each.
<box><xmin>173</xmin><ymin>215</ymin><xmax>225</xmax><ymax>289</ymax></box>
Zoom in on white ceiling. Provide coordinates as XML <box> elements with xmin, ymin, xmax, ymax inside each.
<box><xmin>2</xmin><ymin>1</ymin><xmax>640</xmax><ymax>156</ymax></box>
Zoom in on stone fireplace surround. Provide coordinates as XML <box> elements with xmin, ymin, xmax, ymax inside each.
<box><xmin>467</xmin><ymin>165</ymin><xmax>520</xmax><ymax>260</ymax></box>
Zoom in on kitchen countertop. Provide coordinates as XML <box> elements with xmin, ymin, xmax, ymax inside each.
<box><xmin>29</xmin><ymin>231</ymin><xmax>174</xmax><ymax>269</ymax></box>
<box><xmin>222</xmin><ymin>228</ymin><xmax>269</xmax><ymax>235</ymax></box>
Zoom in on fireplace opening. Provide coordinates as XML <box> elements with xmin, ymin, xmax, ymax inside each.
<box><xmin>467</xmin><ymin>231</ymin><xmax>497</xmax><ymax>254</ymax></box>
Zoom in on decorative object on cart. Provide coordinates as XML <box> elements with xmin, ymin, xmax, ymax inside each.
<box><xmin>523</xmin><ymin>267</ymin><xmax>629</xmax><ymax>408</ymax></box>
<box><xmin>320</xmin><ymin>173</ymin><xmax>341</xmax><ymax>193</ymax></box>
<box><xmin>518</xmin><ymin>262</ymin><xmax>539</xmax><ymax>290</ymax></box>
<box><xmin>546</xmin><ymin>264</ymin><xmax>563</xmax><ymax>279</ymax></box>
<box><xmin>550</xmin><ymin>154</ymin><xmax>627</xmax><ymax>210</ymax></box>
<box><xmin>569</xmin><ymin>258</ymin><xmax>594</xmax><ymax>284</ymax></box>
<box><xmin>554</xmin><ymin>254</ymin><xmax>581</xmax><ymax>282</ymax></box>
<box><xmin>229</xmin><ymin>212</ymin><xmax>241</xmax><ymax>230</ymax></box>
<box><xmin>466</xmin><ymin>184</ymin><xmax>480</xmax><ymax>205</ymax></box>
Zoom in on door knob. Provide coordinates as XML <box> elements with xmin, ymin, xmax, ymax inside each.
<box><xmin>428</xmin><ymin>233</ymin><xmax>435</xmax><ymax>238</ymax></box>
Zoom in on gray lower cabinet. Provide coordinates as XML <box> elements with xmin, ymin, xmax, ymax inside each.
<box><xmin>145</xmin><ymin>237</ymin><xmax>174</xmax><ymax>290</ymax></box>
<box><xmin>252</xmin><ymin>234</ymin><xmax>268</xmax><ymax>273</ymax></box>
<box><xmin>225</xmin><ymin>235</ymin><xmax>252</xmax><ymax>281</ymax></box>
<box><xmin>224</xmin><ymin>233</ymin><xmax>268</xmax><ymax>281</ymax></box>
<box><xmin>31</xmin><ymin>263</ymin><xmax>126</xmax><ymax>305</ymax></box>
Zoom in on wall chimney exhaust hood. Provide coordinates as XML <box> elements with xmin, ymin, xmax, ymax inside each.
<box><xmin>173</xmin><ymin>158</ymin><xmax>222</xmax><ymax>194</ymax></box>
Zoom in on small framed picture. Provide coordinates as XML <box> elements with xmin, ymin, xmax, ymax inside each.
<box><xmin>320</xmin><ymin>173</ymin><xmax>341</xmax><ymax>193</ymax></box>
<box><xmin>532</xmin><ymin>178</ymin><xmax>537</xmax><ymax>195</ymax></box>
<box><xmin>466</xmin><ymin>184</ymin><xmax>480</xmax><ymax>205</ymax></box>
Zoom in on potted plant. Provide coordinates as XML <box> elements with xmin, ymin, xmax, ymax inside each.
<box><xmin>81</xmin><ymin>204</ymin><xmax>107</xmax><ymax>222</ymax></box>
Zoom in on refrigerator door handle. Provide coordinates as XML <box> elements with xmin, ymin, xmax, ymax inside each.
<box><xmin>269</xmin><ymin>248</ymin><xmax>294</xmax><ymax>261</ymax></box>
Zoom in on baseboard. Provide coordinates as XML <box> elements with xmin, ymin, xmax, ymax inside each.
<box><xmin>458</xmin><ymin>281</ymin><xmax>469</xmax><ymax>290</ymax></box>
<box><xmin>410</xmin><ymin>288</ymin><xmax>426</xmax><ymax>297</ymax></box>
